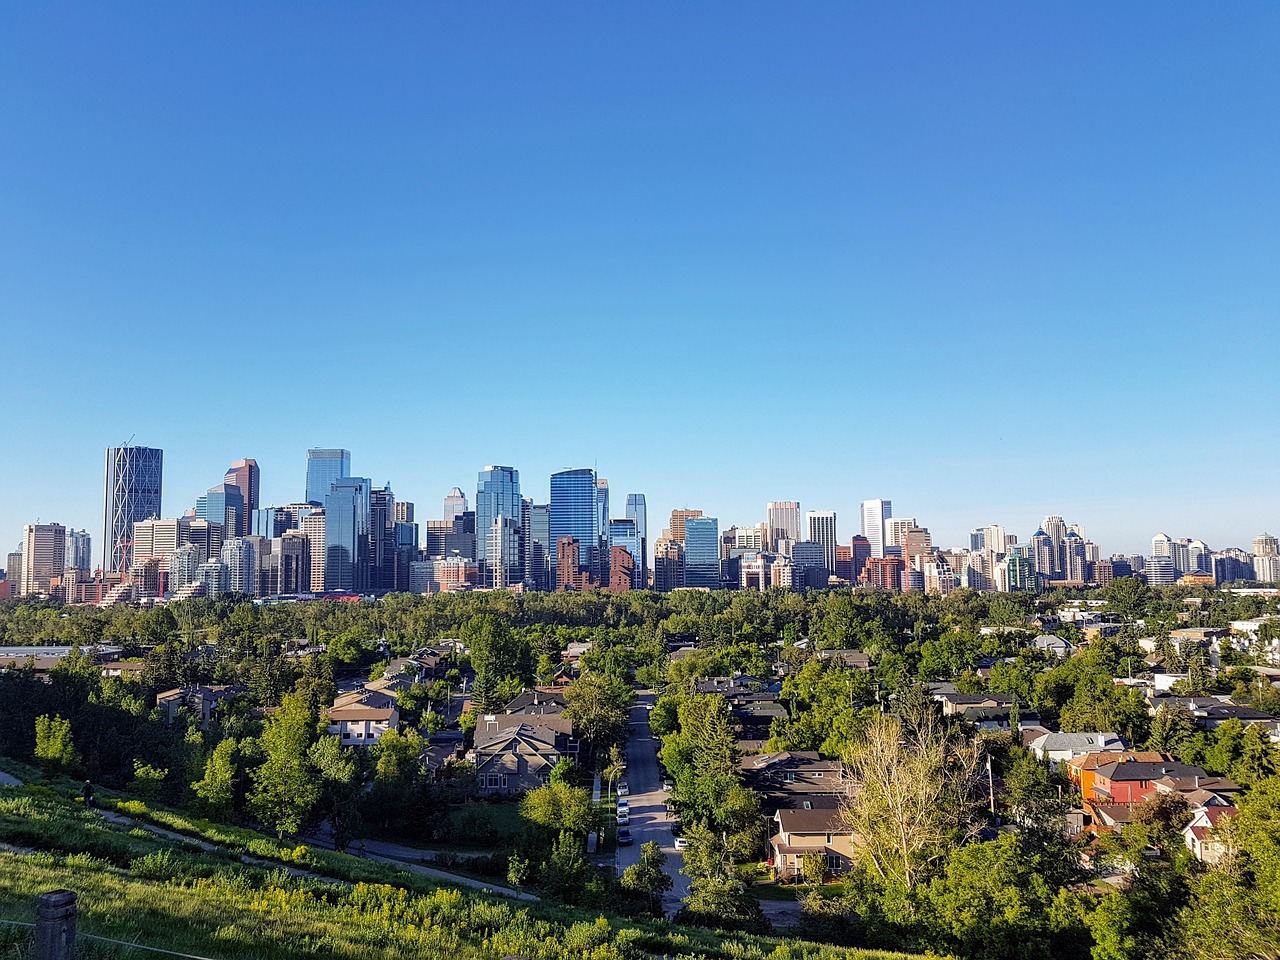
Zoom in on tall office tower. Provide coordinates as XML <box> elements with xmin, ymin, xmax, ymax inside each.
<box><xmin>1042</xmin><ymin>516</ymin><xmax>1067</xmax><ymax>576</ymax></box>
<box><xmin>443</xmin><ymin>487</ymin><xmax>468</xmax><ymax>523</ymax></box>
<box><xmin>527</xmin><ymin>504</ymin><xmax>551</xmax><ymax>591</ymax></box>
<box><xmin>550</xmin><ymin>468</ymin><xmax>598</xmax><ymax>586</ymax></box>
<box><xmin>1252</xmin><ymin>533</ymin><xmax>1279</xmax><ymax>557</ymax></box>
<box><xmin>608</xmin><ymin>518</ymin><xmax>642</xmax><ymax>589</ymax></box>
<box><xmin>1084</xmin><ymin>540</ymin><xmax>1101</xmax><ymax>564</ymax></box>
<box><xmin>669</xmin><ymin>509</ymin><xmax>703</xmax><ymax>545</ymax></box>
<box><xmin>734</xmin><ymin>524</ymin><xmax>766</xmax><ymax>551</ymax></box>
<box><xmin>860</xmin><ymin>499</ymin><xmax>891</xmax><ymax>559</ymax></box>
<box><xmin>273</xmin><ymin>531</ymin><xmax>310</xmax><ymax>595</ymax></box>
<box><xmin>791</xmin><ymin>541</ymin><xmax>827</xmax><ymax>588</ymax></box>
<box><xmin>103</xmin><ymin>445</ymin><xmax>163</xmax><ymax>573</ymax></box>
<box><xmin>884</xmin><ymin>517</ymin><xmax>917</xmax><ymax>550</ymax></box>
<box><xmin>983</xmin><ymin>525</ymin><xmax>1007</xmax><ymax>556</ymax></box>
<box><xmin>64</xmin><ymin>529</ymin><xmax>92</xmax><ymax>574</ymax></box>
<box><xmin>324</xmin><ymin>477</ymin><xmax>371</xmax><ymax>592</ymax></box>
<box><xmin>393</xmin><ymin>519</ymin><xmax>418</xmax><ymax>591</ymax></box>
<box><xmin>305</xmin><ymin>449</ymin><xmax>351</xmax><ymax>505</ymax></box>
<box><xmin>520</xmin><ymin>498</ymin><xmax>532</xmax><ymax>587</ymax></box>
<box><xmin>197</xmin><ymin>484</ymin><xmax>246</xmax><ymax>541</ymax></box>
<box><xmin>850</xmin><ymin>535</ymin><xmax>871</xmax><ymax>583</ymax></box>
<box><xmin>20</xmin><ymin>524</ymin><xmax>66</xmax><ymax>598</ymax></box>
<box><xmin>178</xmin><ymin>517</ymin><xmax>224</xmax><ymax>564</ymax></box>
<box><xmin>301</xmin><ymin>510</ymin><xmax>326</xmax><ymax>592</ymax></box>
<box><xmin>220</xmin><ymin>538</ymin><xmax>256</xmax><ymax>595</ymax></box>
<box><xmin>766</xmin><ymin>502</ymin><xmax>802</xmax><ymax>551</ymax></box>
<box><xmin>485</xmin><ymin>516</ymin><xmax>522</xmax><ymax>589</ymax></box>
<box><xmin>6</xmin><ymin>550</ymin><xmax>22</xmax><ymax>590</ymax></box>
<box><xmin>1151</xmin><ymin>532</ymin><xmax>1173</xmax><ymax>557</ymax></box>
<box><xmin>556</xmin><ymin>537</ymin><xmax>583</xmax><ymax>592</ymax></box>
<box><xmin>132</xmin><ymin>518</ymin><xmax>181</xmax><ymax>563</ymax></box>
<box><xmin>595</xmin><ymin>479</ymin><xmax>611</xmax><ymax>586</ymax></box>
<box><xmin>653</xmin><ymin>538</ymin><xmax>685</xmax><ymax>592</ymax></box>
<box><xmin>1064</xmin><ymin>531</ymin><xmax>1087</xmax><ymax>581</ymax></box>
<box><xmin>447</xmin><ymin>511</ymin><xmax>476</xmax><ymax>560</ymax></box>
<box><xmin>806</xmin><ymin>510</ymin><xmax>838</xmax><ymax>574</ymax></box>
<box><xmin>476</xmin><ymin>466</ymin><xmax>523</xmax><ymax>588</ymax></box>
<box><xmin>167</xmin><ymin>544</ymin><xmax>202</xmax><ymax>593</ymax></box>
<box><xmin>625</xmin><ymin>494</ymin><xmax>647</xmax><ymax>586</ymax></box>
<box><xmin>902</xmin><ymin>526</ymin><xmax>932</xmax><ymax>565</ymax></box>
<box><xmin>1030</xmin><ymin>528</ymin><xmax>1054</xmax><ymax>578</ymax></box>
<box><xmin>394</xmin><ymin>502</ymin><xmax>414</xmax><ymax>524</ymax></box>
<box><xmin>683</xmin><ymin>517</ymin><xmax>720</xmax><ymax>589</ymax></box>
<box><xmin>1146</xmin><ymin>554</ymin><xmax>1177</xmax><ymax>586</ymax></box>
<box><xmin>423</xmin><ymin>520</ymin><xmax>451</xmax><ymax>559</ymax></box>
<box><xmin>222</xmin><ymin>459</ymin><xmax>260</xmax><ymax>536</ymax></box>
<box><xmin>969</xmin><ymin>529</ymin><xmax>986</xmax><ymax>552</ymax></box>
<box><xmin>369</xmin><ymin>483</ymin><xmax>397</xmax><ymax>592</ymax></box>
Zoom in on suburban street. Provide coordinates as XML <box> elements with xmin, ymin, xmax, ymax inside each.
<box><xmin>614</xmin><ymin>690</ymin><xmax>691</xmax><ymax>914</ymax></box>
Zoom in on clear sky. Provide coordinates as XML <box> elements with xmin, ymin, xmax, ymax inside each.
<box><xmin>2</xmin><ymin>2</ymin><xmax>1278</xmax><ymax>563</ymax></box>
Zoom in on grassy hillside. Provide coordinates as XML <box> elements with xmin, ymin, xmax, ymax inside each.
<box><xmin>0</xmin><ymin>785</ymin><xmax>929</xmax><ymax>960</ymax></box>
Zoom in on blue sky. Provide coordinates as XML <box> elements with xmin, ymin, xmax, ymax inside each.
<box><xmin>2</xmin><ymin>2</ymin><xmax>1277</xmax><ymax>563</ymax></box>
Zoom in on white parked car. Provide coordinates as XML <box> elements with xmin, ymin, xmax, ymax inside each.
<box><xmin>661</xmin><ymin>779</ymin><xmax>673</xmax><ymax>792</ymax></box>
<box><xmin>617</xmin><ymin>798</ymin><xmax>629</xmax><ymax>813</ymax></box>
<box><xmin>617</xmin><ymin>810</ymin><xmax>630</xmax><ymax>826</ymax></box>
<box><xmin>673</xmin><ymin>837</ymin><xmax>688</xmax><ymax>851</ymax></box>
<box><xmin>617</xmin><ymin>780</ymin><xmax>630</xmax><ymax>796</ymax></box>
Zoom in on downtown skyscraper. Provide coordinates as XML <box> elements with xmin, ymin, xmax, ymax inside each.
<box><xmin>305</xmin><ymin>449</ymin><xmax>350</xmax><ymax>505</ymax></box>
<box><xmin>103</xmin><ymin>445</ymin><xmax>163</xmax><ymax>573</ymax></box>
<box><xmin>550</xmin><ymin>468</ymin><xmax>599</xmax><ymax>586</ymax></box>
<box><xmin>476</xmin><ymin>466</ymin><xmax>523</xmax><ymax>589</ymax></box>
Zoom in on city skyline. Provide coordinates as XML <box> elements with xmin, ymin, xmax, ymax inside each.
<box><xmin>2</xmin><ymin>440</ymin><xmax>1277</xmax><ymax>569</ymax></box>
<box><xmin>3</xmin><ymin>5</ymin><xmax>1278</xmax><ymax>560</ymax></box>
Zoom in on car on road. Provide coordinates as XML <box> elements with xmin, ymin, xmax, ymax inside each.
<box><xmin>617</xmin><ymin>799</ymin><xmax>629</xmax><ymax>813</ymax></box>
<box><xmin>616</xmin><ymin>809</ymin><xmax>630</xmax><ymax>826</ymax></box>
<box><xmin>617</xmin><ymin>827</ymin><xmax>633</xmax><ymax>846</ymax></box>
<box><xmin>617</xmin><ymin>780</ymin><xmax>629</xmax><ymax>796</ymax></box>
<box><xmin>661</xmin><ymin>779</ymin><xmax>673</xmax><ymax>792</ymax></box>
<box><xmin>673</xmin><ymin>836</ymin><xmax>688</xmax><ymax>851</ymax></box>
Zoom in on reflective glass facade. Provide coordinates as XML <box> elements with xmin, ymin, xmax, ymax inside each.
<box><xmin>306</xmin><ymin>449</ymin><xmax>351</xmax><ymax>505</ymax></box>
<box><xmin>550</xmin><ymin>468</ymin><xmax>597</xmax><ymax>583</ymax></box>
<box><xmin>683</xmin><ymin>516</ymin><xmax>721</xmax><ymax>589</ymax></box>
<box><xmin>476</xmin><ymin>466</ymin><xmax>522</xmax><ymax>587</ymax></box>
<box><xmin>608</xmin><ymin>518</ymin><xmax>642</xmax><ymax>589</ymax></box>
<box><xmin>324</xmin><ymin>477</ymin><xmax>371</xmax><ymax>592</ymax></box>
<box><xmin>103</xmin><ymin>445</ymin><xmax>163</xmax><ymax>573</ymax></box>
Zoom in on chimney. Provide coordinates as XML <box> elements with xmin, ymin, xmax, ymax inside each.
<box><xmin>1195</xmin><ymin>775</ymin><xmax>1200</xmax><ymax>788</ymax></box>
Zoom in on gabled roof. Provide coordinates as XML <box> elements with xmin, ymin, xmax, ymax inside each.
<box><xmin>503</xmin><ymin>688</ymin><xmax>566</xmax><ymax>713</ymax></box>
<box><xmin>1094</xmin><ymin>760</ymin><xmax>1206</xmax><ymax>782</ymax></box>
<box><xmin>1029</xmin><ymin>732</ymin><xmax>1125</xmax><ymax>754</ymax></box>
<box><xmin>1067</xmin><ymin>751</ymin><xmax>1164</xmax><ymax>772</ymax></box>
<box><xmin>474</xmin><ymin>723</ymin><xmax>559</xmax><ymax>753</ymax></box>
<box><xmin>775</xmin><ymin>807</ymin><xmax>845</xmax><ymax>835</ymax></box>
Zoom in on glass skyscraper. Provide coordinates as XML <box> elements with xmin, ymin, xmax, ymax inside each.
<box><xmin>324</xmin><ymin>477</ymin><xmax>371</xmax><ymax>592</ymax></box>
<box><xmin>197</xmin><ymin>484</ymin><xmax>246</xmax><ymax>541</ymax></box>
<box><xmin>103</xmin><ymin>445</ymin><xmax>163</xmax><ymax>573</ymax></box>
<box><xmin>550</xmin><ymin>468</ymin><xmax>598</xmax><ymax>585</ymax></box>
<box><xmin>683</xmin><ymin>516</ymin><xmax>721</xmax><ymax>589</ymax></box>
<box><xmin>306</xmin><ymin>449</ymin><xmax>351</xmax><ymax>505</ymax></box>
<box><xmin>476</xmin><ymin>466</ymin><xmax>522</xmax><ymax>588</ymax></box>
<box><xmin>626</xmin><ymin>493</ymin><xmax>647</xmax><ymax>587</ymax></box>
<box><xmin>608</xmin><ymin>518</ymin><xmax>642</xmax><ymax>589</ymax></box>
<box><xmin>527</xmin><ymin>503</ymin><xmax>551</xmax><ymax>591</ymax></box>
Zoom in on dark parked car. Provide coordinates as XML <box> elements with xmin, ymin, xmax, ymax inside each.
<box><xmin>617</xmin><ymin>827</ymin><xmax>633</xmax><ymax>846</ymax></box>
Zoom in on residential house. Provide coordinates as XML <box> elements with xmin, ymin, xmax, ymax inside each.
<box><xmin>1027</xmin><ymin>732</ymin><xmax>1126</xmax><ymax>770</ymax></box>
<box><xmin>478</xmin><ymin>712</ymin><xmax>579</xmax><ymax>760</ymax></box>
<box><xmin>934</xmin><ymin>692</ymin><xmax>1015</xmax><ymax>717</ymax></box>
<box><xmin>473</xmin><ymin>723</ymin><xmax>563</xmax><ymax>795</ymax></box>
<box><xmin>770</xmin><ymin>807</ymin><xmax>856</xmax><ymax>880</ymax></box>
<box><xmin>504</xmin><ymin>687</ymin><xmax>567</xmax><ymax>715</ymax></box>
<box><xmin>327</xmin><ymin>689</ymin><xmax>399</xmax><ymax>747</ymax></box>
<box><xmin>156</xmin><ymin>684</ymin><xmax>245</xmax><ymax>731</ymax></box>
<box><xmin>814</xmin><ymin>650</ymin><xmax>873</xmax><ymax>671</ymax></box>
<box><xmin>1091</xmin><ymin>759</ymin><xmax>1209</xmax><ymax>806</ymax></box>
<box><xmin>1032</xmin><ymin>634</ymin><xmax>1076</xmax><ymax>658</ymax></box>
<box><xmin>739</xmin><ymin>751</ymin><xmax>847</xmax><ymax>812</ymax></box>
<box><xmin>1066</xmin><ymin>751</ymin><xmax>1164</xmax><ymax>803</ymax></box>
<box><xmin>1182</xmin><ymin>805</ymin><xmax>1238</xmax><ymax>864</ymax></box>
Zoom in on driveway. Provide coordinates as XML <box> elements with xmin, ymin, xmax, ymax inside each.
<box><xmin>614</xmin><ymin>690</ymin><xmax>690</xmax><ymax>914</ymax></box>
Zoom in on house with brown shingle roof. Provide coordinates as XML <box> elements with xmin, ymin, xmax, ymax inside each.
<box><xmin>770</xmin><ymin>807</ymin><xmax>855</xmax><ymax>880</ymax></box>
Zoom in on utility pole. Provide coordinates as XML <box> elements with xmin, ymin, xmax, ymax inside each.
<box><xmin>987</xmin><ymin>754</ymin><xmax>996</xmax><ymax>817</ymax></box>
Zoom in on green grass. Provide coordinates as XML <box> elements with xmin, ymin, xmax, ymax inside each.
<box><xmin>0</xmin><ymin>785</ymin><xmax>928</xmax><ymax>960</ymax></box>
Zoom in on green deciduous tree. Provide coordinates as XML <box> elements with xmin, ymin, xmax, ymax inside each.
<box><xmin>34</xmin><ymin>713</ymin><xmax>78</xmax><ymax>774</ymax></box>
<box><xmin>191</xmin><ymin>737</ymin><xmax>237</xmax><ymax>820</ymax></box>
<box><xmin>248</xmin><ymin>693</ymin><xmax>320</xmax><ymax>837</ymax></box>
<box><xmin>520</xmin><ymin>780</ymin><xmax>596</xmax><ymax>836</ymax></box>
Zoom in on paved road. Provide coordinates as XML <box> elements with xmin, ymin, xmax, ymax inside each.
<box><xmin>614</xmin><ymin>691</ymin><xmax>690</xmax><ymax>914</ymax></box>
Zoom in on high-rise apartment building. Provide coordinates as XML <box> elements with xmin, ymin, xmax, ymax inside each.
<box><xmin>1150</xmin><ymin>532</ymin><xmax>1173</xmax><ymax>558</ymax></box>
<box><xmin>222</xmin><ymin>459</ymin><xmax>259</xmax><ymax>536</ymax></box>
<box><xmin>850</xmin><ymin>535</ymin><xmax>871</xmax><ymax>583</ymax></box>
<box><xmin>64</xmin><ymin>528</ymin><xmax>92</xmax><ymax>574</ymax></box>
<box><xmin>301</xmin><ymin>510</ymin><xmax>326</xmax><ymax>592</ymax></box>
<box><xmin>476</xmin><ymin>466</ymin><xmax>523</xmax><ymax>588</ymax></box>
<box><xmin>1252</xmin><ymin>533</ymin><xmax>1278</xmax><ymax>557</ymax></box>
<box><xmin>486</xmin><ymin>516</ymin><xmax>522</xmax><ymax>589</ymax></box>
<box><xmin>103</xmin><ymin>445</ymin><xmax>163</xmax><ymax>573</ymax></box>
<box><xmin>683</xmin><ymin>517</ymin><xmax>720</xmax><ymax>589</ymax></box>
<box><xmin>21</xmin><ymin>524</ymin><xmax>66</xmax><ymax>599</ymax></box>
<box><xmin>766</xmin><ymin>502</ymin><xmax>801</xmax><ymax>552</ymax></box>
<box><xmin>626</xmin><ymin>494</ymin><xmax>647</xmax><ymax>588</ymax></box>
<box><xmin>324</xmin><ymin>477</ymin><xmax>371</xmax><ymax>592</ymax></box>
<box><xmin>550</xmin><ymin>469</ymin><xmax>598</xmax><ymax>586</ymax></box>
<box><xmin>167</xmin><ymin>544</ymin><xmax>202</xmax><ymax>594</ymax></box>
<box><xmin>861</xmin><ymin>499</ymin><xmax>891</xmax><ymax>559</ymax></box>
<box><xmin>1042</xmin><ymin>516</ymin><xmax>1067</xmax><ymax>577</ymax></box>
<box><xmin>132</xmin><ymin>518</ymin><xmax>181</xmax><ymax>563</ymax></box>
<box><xmin>653</xmin><ymin>538</ymin><xmax>685</xmax><ymax>593</ymax></box>
<box><xmin>305</xmin><ymin>449</ymin><xmax>351</xmax><ymax>505</ymax></box>
<box><xmin>1146</xmin><ymin>554</ymin><xmax>1177</xmax><ymax>586</ymax></box>
<box><xmin>220</xmin><ymin>538</ymin><xmax>256</xmax><ymax>595</ymax></box>
<box><xmin>806</xmin><ymin>510</ymin><xmax>837</xmax><ymax>573</ymax></box>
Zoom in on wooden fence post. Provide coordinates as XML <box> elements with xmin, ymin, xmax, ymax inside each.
<box><xmin>34</xmin><ymin>889</ymin><xmax>77</xmax><ymax>960</ymax></box>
